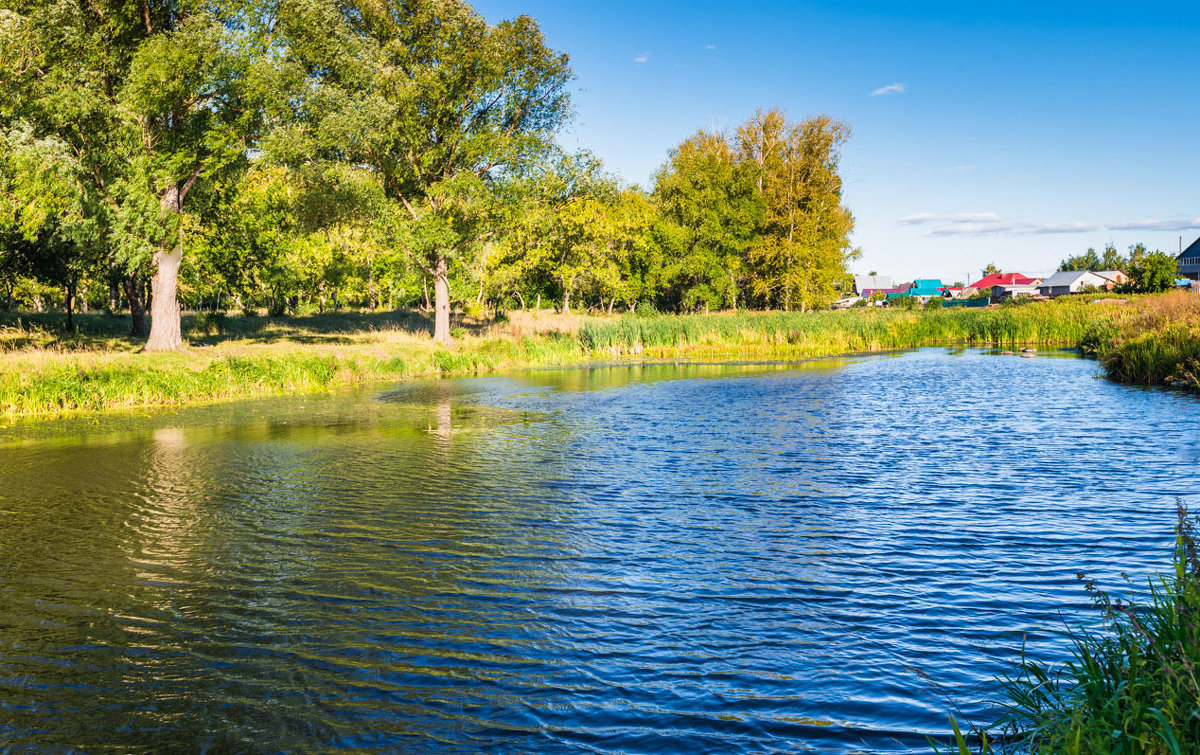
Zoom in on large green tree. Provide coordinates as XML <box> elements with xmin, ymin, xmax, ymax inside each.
<box><xmin>273</xmin><ymin>0</ymin><xmax>571</xmax><ymax>344</ymax></box>
<box><xmin>654</xmin><ymin>130</ymin><xmax>762</xmax><ymax>311</ymax></box>
<box><xmin>0</xmin><ymin>0</ymin><xmax>272</xmax><ymax>347</ymax></box>
<box><xmin>738</xmin><ymin>109</ymin><xmax>858</xmax><ymax>310</ymax></box>
<box><xmin>1128</xmin><ymin>250</ymin><xmax>1177</xmax><ymax>293</ymax></box>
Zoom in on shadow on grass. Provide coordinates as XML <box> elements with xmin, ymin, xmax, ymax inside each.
<box><xmin>0</xmin><ymin>309</ymin><xmax>498</xmax><ymax>350</ymax></box>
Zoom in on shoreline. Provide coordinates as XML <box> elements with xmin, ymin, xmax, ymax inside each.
<box><xmin>2</xmin><ymin>296</ymin><xmax>1197</xmax><ymax>422</ymax></box>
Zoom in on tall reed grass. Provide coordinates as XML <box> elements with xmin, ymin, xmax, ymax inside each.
<box><xmin>578</xmin><ymin>302</ymin><xmax>1127</xmax><ymax>356</ymax></box>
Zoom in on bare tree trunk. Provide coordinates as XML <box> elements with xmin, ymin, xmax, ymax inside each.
<box><xmin>123</xmin><ymin>277</ymin><xmax>148</xmax><ymax>336</ymax></box>
<box><xmin>562</xmin><ymin>289</ymin><xmax>571</xmax><ymax>315</ymax></box>
<box><xmin>433</xmin><ymin>255</ymin><xmax>452</xmax><ymax>345</ymax></box>
<box><xmin>607</xmin><ymin>297</ymin><xmax>615</xmax><ymax>315</ymax></box>
<box><xmin>65</xmin><ymin>278</ymin><xmax>75</xmax><ymax>331</ymax></box>
<box><xmin>422</xmin><ymin>274</ymin><xmax>431</xmax><ymax>312</ymax></box>
<box><xmin>367</xmin><ymin>256</ymin><xmax>376</xmax><ymax>310</ymax></box>
<box><xmin>145</xmin><ymin>177</ymin><xmax>197</xmax><ymax>351</ymax></box>
<box><xmin>145</xmin><ymin>243</ymin><xmax>183</xmax><ymax>351</ymax></box>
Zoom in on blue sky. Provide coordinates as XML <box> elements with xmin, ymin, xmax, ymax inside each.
<box><xmin>474</xmin><ymin>0</ymin><xmax>1200</xmax><ymax>283</ymax></box>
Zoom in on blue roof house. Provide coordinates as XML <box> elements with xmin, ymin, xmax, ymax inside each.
<box><xmin>904</xmin><ymin>279</ymin><xmax>945</xmax><ymax>302</ymax></box>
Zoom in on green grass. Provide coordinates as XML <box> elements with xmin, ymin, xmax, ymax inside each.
<box><xmin>935</xmin><ymin>503</ymin><xmax>1200</xmax><ymax>754</ymax></box>
<box><xmin>0</xmin><ymin>330</ymin><xmax>582</xmax><ymax>420</ymax></box>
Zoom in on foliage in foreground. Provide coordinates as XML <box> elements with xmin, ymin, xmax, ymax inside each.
<box><xmin>936</xmin><ymin>503</ymin><xmax>1200</xmax><ymax>754</ymax></box>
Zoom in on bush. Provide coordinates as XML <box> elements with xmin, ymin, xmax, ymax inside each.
<box><xmin>635</xmin><ymin>301</ymin><xmax>660</xmax><ymax>317</ymax></box>
<box><xmin>924</xmin><ymin>297</ymin><xmax>944</xmax><ymax>310</ymax></box>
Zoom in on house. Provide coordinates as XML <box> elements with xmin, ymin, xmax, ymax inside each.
<box><xmin>941</xmin><ymin>286</ymin><xmax>967</xmax><ymax>299</ymax></box>
<box><xmin>854</xmin><ymin>275</ymin><xmax>894</xmax><ymax>295</ymax></box>
<box><xmin>886</xmin><ymin>278</ymin><xmax>945</xmax><ymax>304</ymax></box>
<box><xmin>1095</xmin><ymin>270</ymin><xmax>1128</xmax><ymax>289</ymax></box>
<box><xmin>969</xmin><ymin>272</ymin><xmax>1041</xmax><ymax>290</ymax></box>
<box><xmin>1177</xmin><ymin>236</ymin><xmax>1200</xmax><ymax>280</ymax></box>
<box><xmin>907</xmin><ymin>278</ymin><xmax>945</xmax><ymax>302</ymax></box>
<box><xmin>1037</xmin><ymin>270</ymin><xmax>1112</xmax><ymax>297</ymax></box>
<box><xmin>991</xmin><ymin>283</ymin><xmax>1040</xmax><ymax>301</ymax></box>
<box><xmin>862</xmin><ymin>287</ymin><xmax>905</xmax><ymax>301</ymax></box>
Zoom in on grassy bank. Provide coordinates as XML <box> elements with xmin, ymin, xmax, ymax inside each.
<box><xmin>2</xmin><ymin>294</ymin><xmax>1197</xmax><ymax>421</ymax></box>
<box><xmin>0</xmin><ymin>311</ymin><xmax>584</xmax><ymax>420</ymax></box>
<box><xmin>1094</xmin><ymin>291</ymin><xmax>1200</xmax><ymax>389</ymax></box>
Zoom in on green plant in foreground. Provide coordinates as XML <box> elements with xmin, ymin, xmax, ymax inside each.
<box><xmin>935</xmin><ymin>502</ymin><xmax>1200</xmax><ymax>754</ymax></box>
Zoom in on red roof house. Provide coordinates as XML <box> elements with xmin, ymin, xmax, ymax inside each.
<box><xmin>968</xmin><ymin>273</ymin><xmax>1041</xmax><ymax>289</ymax></box>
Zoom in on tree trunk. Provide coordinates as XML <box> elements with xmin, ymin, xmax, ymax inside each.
<box><xmin>65</xmin><ymin>278</ymin><xmax>75</xmax><ymax>331</ymax></box>
<box><xmin>123</xmin><ymin>277</ymin><xmax>149</xmax><ymax>336</ymax></box>
<box><xmin>562</xmin><ymin>289</ymin><xmax>571</xmax><ymax>315</ymax></box>
<box><xmin>433</xmin><ymin>255</ymin><xmax>452</xmax><ymax>345</ymax></box>
<box><xmin>145</xmin><ymin>244</ymin><xmax>183</xmax><ymax>351</ymax></box>
<box><xmin>367</xmin><ymin>257</ymin><xmax>376</xmax><ymax>310</ymax></box>
<box><xmin>422</xmin><ymin>274</ymin><xmax>431</xmax><ymax>312</ymax></box>
<box><xmin>145</xmin><ymin>179</ymin><xmax>195</xmax><ymax>351</ymax></box>
<box><xmin>607</xmin><ymin>297</ymin><xmax>615</xmax><ymax>315</ymax></box>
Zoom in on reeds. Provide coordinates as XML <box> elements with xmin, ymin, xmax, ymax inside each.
<box><xmin>577</xmin><ymin>302</ymin><xmax>1127</xmax><ymax>357</ymax></box>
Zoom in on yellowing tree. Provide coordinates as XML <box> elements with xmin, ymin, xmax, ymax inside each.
<box><xmin>737</xmin><ymin>109</ymin><xmax>858</xmax><ymax>310</ymax></box>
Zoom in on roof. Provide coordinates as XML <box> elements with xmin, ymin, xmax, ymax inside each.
<box><xmin>854</xmin><ymin>275</ymin><xmax>893</xmax><ymax>292</ymax></box>
<box><xmin>969</xmin><ymin>273</ymin><xmax>1039</xmax><ymax>289</ymax></box>
<box><xmin>1039</xmin><ymin>270</ymin><xmax>1106</xmax><ymax>288</ymax></box>
<box><xmin>907</xmin><ymin>278</ymin><xmax>944</xmax><ymax>296</ymax></box>
<box><xmin>1096</xmin><ymin>270</ymin><xmax>1126</xmax><ymax>281</ymax></box>
<box><xmin>1176</xmin><ymin>236</ymin><xmax>1200</xmax><ymax>260</ymax></box>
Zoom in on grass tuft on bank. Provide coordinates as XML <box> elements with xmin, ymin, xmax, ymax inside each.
<box><xmin>936</xmin><ymin>503</ymin><xmax>1200</xmax><ymax>754</ymax></box>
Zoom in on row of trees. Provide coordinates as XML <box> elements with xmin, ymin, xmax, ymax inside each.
<box><xmin>0</xmin><ymin>0</ymin><xmax>859</xmax><ymax>347</ymax></box>
<box><xmin>1057</xmin><ymin>243</ymin><xmax>1179</xmax><ymax>293</ymax></box>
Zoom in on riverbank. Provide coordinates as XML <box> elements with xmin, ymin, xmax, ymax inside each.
<box><xmin>1</xmin><ymin>294</ymin><xmax>1195</xmax><ymax>421</ymax></box>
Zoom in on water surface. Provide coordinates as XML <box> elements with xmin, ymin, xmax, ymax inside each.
<box><xmin>1</xmin><ymin>350</ymin><xmax>1196</xmax><ymax>752</ymax></box>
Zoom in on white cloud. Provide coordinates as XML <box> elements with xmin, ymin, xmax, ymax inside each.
<box><xmin>900</xmin><ymin>212</ymin><xmax>1002</xmax><ymax>226</ymax></box>
<box><xmin>901</xmin><ymin>212</ymin><xmax>1097</xmax><ymax>237</ymax></box>
<box><xmin>871</xmin><ymin>82</ymin><xmax>905</xmax><ymax>96</ymax></box>
<box><xmin>951</xmin><ymin>164</ymin><xmax>975</xmax><ymax>172</ymax></box>
<box><xmin>1030</xmin><ymin>222</ymin><xmax>1099</xmax><ymax>235</ymax></box>
<box><xmin>704</xmin><ymin>44</ymin><xmax>717</xmax><ymax>50</ymax></box>
<box><xmin>633</xmin><ymin>52</ymin><xmax>650</xmax><ymax>64</ymax></box>
<box><xmin>1109</xmin><ymin>218</ymin><xmax>1200</xmax><ymax>232</ymax></box>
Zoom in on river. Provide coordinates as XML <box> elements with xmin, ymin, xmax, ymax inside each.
<box><xmin>0</xmin><ymin>349</ymin><xmax>1196</xmax><ymax>753</ymax></box>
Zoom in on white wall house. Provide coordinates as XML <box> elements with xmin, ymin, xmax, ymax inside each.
<box><xmin>991</xmin><ymin>283</ymin><xmax>1040</xmax><ymax>301</ymax></box>
<box><xmin>1037</xmin><ymin>271</ymin><xmax>1111</xmax><ymax>297</ymax></box>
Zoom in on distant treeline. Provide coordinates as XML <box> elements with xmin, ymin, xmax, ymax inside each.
<box><xmin>0</xmin><ymin>0</ymin><xmax>857</xmax><ymax>347</ymax></box>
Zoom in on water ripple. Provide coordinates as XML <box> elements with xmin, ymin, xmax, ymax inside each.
<box><xmin>0</xmin><ymin>350</ymin><xmax>1193</xmax><ymax>752</ymax></box>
